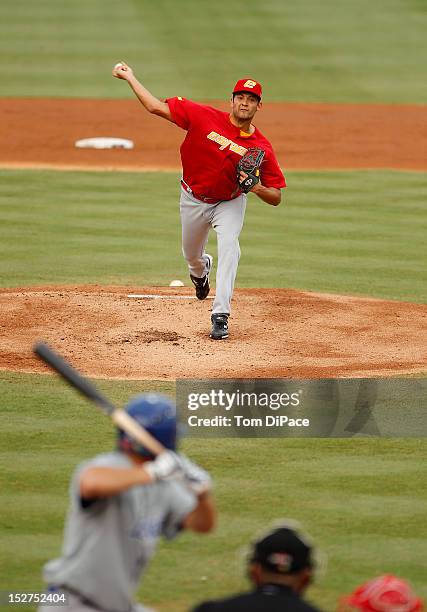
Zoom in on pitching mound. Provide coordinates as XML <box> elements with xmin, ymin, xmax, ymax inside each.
<box><xmin>0</xmin><ymin>285</ymin><xmax>426</xmax><ymax>379</ymax></box>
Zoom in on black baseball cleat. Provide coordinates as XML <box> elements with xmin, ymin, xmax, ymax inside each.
<box><xmin>210</xmin><ymin>313</ymin><xmax>229</xmax><ymax>340</ymax></box>
<box><xmin>190</xmin><ymin>254</ymin><xmax>213</xmax><ymax>300</ymax></box>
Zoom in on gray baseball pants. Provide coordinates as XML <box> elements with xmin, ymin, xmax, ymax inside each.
<box><xmin>38</xmin><ymin>589</ymin><xmax>155</xmax><ymax>612</ymax></box>
<box><xmin>180</xmin><ymin>186</ymin><xmax>247</xmax><ymax>315</ymax></box>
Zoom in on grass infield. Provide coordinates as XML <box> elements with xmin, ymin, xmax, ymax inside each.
<box><xmin>1</xmin><ymin>371</ymin><xmax>426</xmax><ymax>611</ymax></box>
<box><xmin>0</xmin><ymin>168</ymin><xmax>426</xmax><ymax>302</ymax></box>
<box><xmin>0</xmin><ymin>167</ymin><xmax>426</xmax><ymax>609</ymax></box>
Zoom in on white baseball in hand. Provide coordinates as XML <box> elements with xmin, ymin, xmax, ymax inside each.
<box><xmin>114</xmin><ymin>62</ymin><xmax>125</xmax><ymax>70</ymax></box>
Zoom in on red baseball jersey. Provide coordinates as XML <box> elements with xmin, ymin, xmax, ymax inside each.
<box><xmin>166</xmin><ymin>97</ymin><xmax>286</xmax><ymax>201</ymax></box>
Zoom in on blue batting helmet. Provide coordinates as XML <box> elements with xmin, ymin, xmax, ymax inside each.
<box><xmin>117</xmin><ymin>393</ymin><xmax>177</xmax><ymax>458</ymax></box>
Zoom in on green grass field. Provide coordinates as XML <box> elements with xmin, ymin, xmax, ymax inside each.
<box><xmin>1</xmin><ymin>0</ymin><xmax>426</xmax><ymax>609</ymax></box>
<box><xmin>1</xmin><ymin>169</ymin><xmax>426</xmax><ymax>302</ymax></box>
<box><xmin>0</xmin><ymin>166</ymin><xmax>426</xmax><ymax>610</ymax></box>
<box><xmin>1</xmin><ymin>0</ymin><xmax>426</xmax><ymax>102</ymax></box>
<box><xmin>1</xmin><ymin>372</ymin><xmax>426</xmax><ymax>611</ymax></box>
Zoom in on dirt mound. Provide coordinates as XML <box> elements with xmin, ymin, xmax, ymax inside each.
<box><xmin>1</xmin><ymin>285</ymin><xmax>425</xmax><ymax>379</ymax></box>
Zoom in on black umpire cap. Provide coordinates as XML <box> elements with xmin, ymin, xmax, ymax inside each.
<box><xmin>250</xmin><ymin>526</ymin><xmax>314</xmax><ymax>575</ymax></box>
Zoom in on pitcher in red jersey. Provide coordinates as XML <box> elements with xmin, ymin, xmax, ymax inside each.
<box><xmin>113</xmin><ymin>64</ymin><xmax>286</xmax><ymax>340</ymax></box>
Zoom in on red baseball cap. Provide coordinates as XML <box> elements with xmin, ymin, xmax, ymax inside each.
<box><xmin>233</xmin><ymin>78</ymin><xmax>262</xmax><ymax>100</ymax></box>
<box><xmin>338</xmin><ymin>575</ymin><xmax>423</xmax><ymax>612</ymax></box>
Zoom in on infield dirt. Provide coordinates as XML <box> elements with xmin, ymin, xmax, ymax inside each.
<box><xmin>0</xmin><ymin>98</ymin><xmax>426</xmax><ymax>171</ymax></box>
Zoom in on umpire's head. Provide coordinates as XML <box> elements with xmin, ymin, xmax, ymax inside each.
<box><xmin>248</xmin><ymin>522</ymin><xmax>315</xmax><ymax>594</ymax></box>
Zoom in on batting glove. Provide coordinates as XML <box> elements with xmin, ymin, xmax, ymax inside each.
<box><xmin>177</xmin><ymin>454</ymin><xmax>212</xmax><ymax>495</ymax></box>
<box><xmin>144</xmin><ymin>451</ymin><xmax>184</xmax><ymax>482</ymax></box>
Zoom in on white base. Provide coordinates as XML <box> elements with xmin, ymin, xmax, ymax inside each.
<box><xmin>75</xmin><ymin>137</ymin><xmax>134</xmax><ymax>150</ymax></box>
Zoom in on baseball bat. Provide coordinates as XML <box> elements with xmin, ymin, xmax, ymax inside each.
<box><xmin>33</xmin><ymin>341</ymin><xmax>165</xmax><ymax>456</ymax></box>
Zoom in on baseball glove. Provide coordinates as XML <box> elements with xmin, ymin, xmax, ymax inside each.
<box><xmin>237</xmin><ymin>147</ymin><xmax>265</xmax><ymax>193</ymax></box>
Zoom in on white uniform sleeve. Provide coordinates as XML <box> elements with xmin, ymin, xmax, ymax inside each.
<box><xmin>161</xmin><ymin>480</ymin><xmax>197</xmax><ymax>539</ymax></box>
<box><xmin>72</xmin><ymin>452</ymin><xmax>131</xmax><ymax>512</ymax></box>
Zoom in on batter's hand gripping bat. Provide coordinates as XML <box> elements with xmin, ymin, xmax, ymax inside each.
<box><xmin>33</xmin><ymin>342</ymin><xmax>165</xmax><ymax>456</ymax></box>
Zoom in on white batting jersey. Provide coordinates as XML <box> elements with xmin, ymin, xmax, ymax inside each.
<box><xmin>43</xmin><ymin>452</ymin><xmax>196</xmax><ymax>612</ymax></box>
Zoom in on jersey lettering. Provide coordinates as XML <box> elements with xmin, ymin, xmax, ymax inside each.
<box><xmin>207</xmin><ymin>131</ymin><xmax>247</xmax><ymax>156</ymax></box>
<box><xmin>230</xmin><ymin>142</ymin><xmax>246</xmax><ymax>154</ymax></box>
